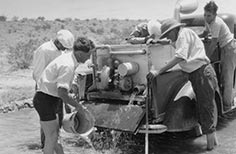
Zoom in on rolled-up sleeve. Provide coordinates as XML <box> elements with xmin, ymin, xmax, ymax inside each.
<box><xmin>175</xmin><ymin>36</ymin><xmax>189</xmax><ymax>61</ymax></box>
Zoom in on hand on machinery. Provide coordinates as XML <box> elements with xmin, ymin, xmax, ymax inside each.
<box><xmin>146</xmin><ymin>69</ymin><xmax>158</xmax><ymax>82</ymax></box>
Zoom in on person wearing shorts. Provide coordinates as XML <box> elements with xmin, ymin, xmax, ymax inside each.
<box><xmin>32</xmin><ymin>29</ymin><xmax>74</xmax><ymax>148</ymax></box>
<box><xmin>33</xmin><ymin>37</ymin><xmax>95</xmax><ymax>154</ymax></box>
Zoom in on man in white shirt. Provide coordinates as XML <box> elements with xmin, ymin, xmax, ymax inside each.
<box><xmin>147</xmin><ymin>19</ymin><xmax>218</xmax><ymax>150</ymax></box>
<box><xmin>33</xmin><ymin>29</ymin><xmax>74</xmax><ymax>85</ymax></box>
<box><xmin>32</xmin><ymin>29</ymin><xmax>74</xmax><ymax>149</ymax></box>
<box><xmin>33</xmin><ymin>37</ymin><xmax>95</xmax><ymax>154</ymax></box>
<box><xmin>199</xmin><ymin>1</ymin><xmax>236</xmax><ymax>112</ymax></box>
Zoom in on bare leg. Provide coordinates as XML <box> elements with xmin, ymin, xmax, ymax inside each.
<box><xmin>206</xmin><ymin>131</ymin><xmax>218</xmax><ymax>150</ymax></box>
<box><xmin>40</xmin><ymin>118</ymin><xmax>64</xmax><ymax>154</ymax></box>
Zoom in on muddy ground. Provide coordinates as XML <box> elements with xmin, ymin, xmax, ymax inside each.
<box><xmin>0</xmin><ymin>108</ymin><xmax>236</xmax><ymax>154</ymax></box>
<box><xmin>1</xmin><ymin>69</ymin><xmax>236</xmax><ymax>154</ymax></box>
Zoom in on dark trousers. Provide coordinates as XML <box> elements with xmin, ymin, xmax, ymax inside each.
<box><xmin>189</xmin><ymin>64</ymin><xmax>218</xmax><ymax>134</ymax></box>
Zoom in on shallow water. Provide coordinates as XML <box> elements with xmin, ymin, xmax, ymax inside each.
<box><xmin>0</xmin><ymin>109</ymin><xmax>236</xmax><ymax>154</ymax></box>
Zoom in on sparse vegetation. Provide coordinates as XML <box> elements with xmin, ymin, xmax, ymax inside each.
<box><xmin>0</xmin><ymin>17</ymin><xmax>146</xmax><ymax>107</ymax></box>
<box><xmin>0</xmin><ymin>17</ymin><xmax>146</xmax><ymax>70</ymax></box>
<box><xmin>7</xmin><ymin>39</ymin><xmax>39</xmax><ymax>69</ymax></box>
<box><xmin>0</xmin><ymin>15</ymin><xmax>7</xmax><ymax>21</ymax></box>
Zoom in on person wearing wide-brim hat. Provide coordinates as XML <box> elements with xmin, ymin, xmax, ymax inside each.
<box><xmin>147</xmin><ymin>18</ymin><xmax>219</xmax><ymax>150</ymax></box>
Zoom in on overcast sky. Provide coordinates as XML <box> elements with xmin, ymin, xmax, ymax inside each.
<box><xmin>0</xmin><ymin>0</ymin><xmax>236</xmax><ymax>20</ymax></box>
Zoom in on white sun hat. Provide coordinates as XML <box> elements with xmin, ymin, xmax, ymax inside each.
<box><xmin>147</xmin><ymin>20</ymin><xmax>162</xmax><ymax>40</ymax></box>
<box><xmin>57</xmin><ymin>29</ymin><xmax>75</xmax><ymax>49</ymax></box>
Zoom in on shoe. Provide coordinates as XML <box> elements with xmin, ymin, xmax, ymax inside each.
<box><xmin>206</xmin><ymin>132</ymin><xmax>218</xmax><ymax>151</ymax></box>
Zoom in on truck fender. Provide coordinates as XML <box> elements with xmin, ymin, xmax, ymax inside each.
<box><xmin>151</xmin><ymin>70</ymin><xmax>198</xmax><ymax>132</ymax></box>
<box><xmin>162</xmin><ymin>74</ymin><xmax>223</xmax><ymax>132</ymax></box>
<box><xmin>163</xmin><ymin>81</ymin><xmax>198</xmax><ymax>132</ymax></box>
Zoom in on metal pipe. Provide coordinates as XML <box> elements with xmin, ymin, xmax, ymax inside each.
<box><xmin>133</xmin><ymin>84</ymin><xmax>146</xmax><ymax>95</ymax></box>
<box><xmin>110</xmin><ymin>49</ymin><xmax>146</xmax><ymax>55</ymax></box>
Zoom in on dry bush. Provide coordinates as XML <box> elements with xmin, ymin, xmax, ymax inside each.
<box><xmin>0</xmin><ymin>15</ymin><xmax>7</xmax><ymax>21</ymax></box>
<box><xmin>7</xmin><ymin>39</ymin><xmax>39</xmax><ymax>69</ymax></box>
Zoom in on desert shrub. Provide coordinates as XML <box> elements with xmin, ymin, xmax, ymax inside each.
<box><xmin>34</xmin><ymin>25</ymin><xmax>41</xmax><ymax>31</ymax></box>
<box><xmin>7</xmin><ymin>39</ymin><xmax>39</xmax><ymax>69</ymax></box>
<box><xmin>0</xmin><ymin>15</ymin><xmax>7</xmax><ymax>21</ymax></box>
<box><xmin>37</xmin><ymin>16</ymin><xmax>45</xmax><ymax>21</ymax></box>
<box><xmin>121</xmin><ymin>27</ymin><xmax>133</xmax><ymax>38</ymax></box>
<box><xmin>55</xmin><ymin>18</ymin><xmax>65</xmax><ymax>23</ymax></box>
<box><xmin>100</xmin><ymin>34</ymin><xmax>122</xmax><ymax>45</ymax></box>
<box><xmin>88</xmin><ymin>26</ymin><xmax>96</xmax><ymax>33</ymax></box>
<box><xmin>34</xmin><ymin>22</ymin><xmax>51</xmax><ymax>31</ymax></box>
<box><xmin>42</xmin><ymin>22</ymin><xmax>51</xmax><ymax>30</ymax></box>
<box><xmin>110</xmin><ymin>27</ymin><xmax>120</xmax><ymax>35</ymax></box>
<box><xmin>96</xmin><ymin>27</ymin><xmax>104</xmax><ymax>35</ymax></box>
<box><xmin>64</xmin><ymin>18</ymin><xmax>72</xmax><ymax>23</ymax></box>
<box><xmin>12</xmin><ymin>16</ymin><xmax>19</xmax><ymax>22</ymax></box>
<box><xmin>20</xmin><ymin>18</ymin><xmax>29</xmax><ymax>23</ymax></box>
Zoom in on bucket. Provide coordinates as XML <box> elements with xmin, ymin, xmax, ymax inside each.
<box><xmin>62</xmin><ymin>107</ymin><xmax>95</xmax><ymax>135</ymax></box>
<box><xmin>118</xmin><ymin>62</ymin><xmax>139</xmax><ymax>76</ymax></box>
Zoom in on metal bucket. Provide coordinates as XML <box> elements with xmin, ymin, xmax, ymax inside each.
<box><xmin>62</xmin><ymin>107</ymin><xmax>95</xmax><ymax>135</ymax></box>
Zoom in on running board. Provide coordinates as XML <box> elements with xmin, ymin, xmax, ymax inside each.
<box><xmin>137</xmin><ymin>124</ymin><xmax>167</xmax><ymax>134</ymax></box>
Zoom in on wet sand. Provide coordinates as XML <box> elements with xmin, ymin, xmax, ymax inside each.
<box><xmin>0</xmin><ymin>108</ymin><xmax>236</xmax><ymax>154</ymax></box>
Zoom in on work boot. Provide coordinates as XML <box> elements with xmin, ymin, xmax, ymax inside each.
<box><xmin>206</xmin><ymin>131</ymin><xmax>218</xmax><ymax>150</ymax></box>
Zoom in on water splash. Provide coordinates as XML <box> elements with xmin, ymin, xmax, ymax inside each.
<box><xmin>129</xmin><ymin>91</ymin><xmax>138</xmax><ymax>105</ymax></box>
<box><xmin>79</xmin><ymin>127</ymin><xmax>96</xmax><ymax>150</ymax></box>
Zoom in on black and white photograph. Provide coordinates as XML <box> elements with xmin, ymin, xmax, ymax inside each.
<box><xmin>1</xmin><ymin>0</ymin><xmax>236</xmax><ymax>154</ymax></box>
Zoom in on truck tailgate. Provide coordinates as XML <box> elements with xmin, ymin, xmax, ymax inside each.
<box><xmin>84</xmin><ymin>102</ymin><xmax>145</xmax><ymax>132</ymax></box>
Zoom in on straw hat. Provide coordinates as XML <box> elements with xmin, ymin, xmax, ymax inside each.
<box><xmin>57</xmin><ymin>29</ymin><xmax>75</xmax><ymax>49</ymax></box>
<box><xmin>160</xmin><ymin>19</ymin><xmax>186</xmax><ymax>39</ymax></box>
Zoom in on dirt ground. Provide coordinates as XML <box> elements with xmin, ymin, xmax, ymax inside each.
<box><xmin>0</xmin><ymin>69</ymin><xmax>34</xmax><ymax>102</ymax></box>
<box><xmin>1</xmin><ymin>108</ymin><xmax>236</xmax><ymax>154</ymax></box>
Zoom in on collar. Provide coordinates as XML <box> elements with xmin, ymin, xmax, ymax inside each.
<box><xmin>50</xmin><ymin>40</ymin><xmax>60</xmax><ymax>52</ymax></box>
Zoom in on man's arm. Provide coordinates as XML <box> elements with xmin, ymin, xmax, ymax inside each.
<box><xmin>57</xmin><ymin>87</ymin><xmax>83</xmax><ymax>110</ymax></box>
<box><xmin>159</xmin><ymin>57</ymin><xmax>184</xmax><ymax>74</ymax></box>
<box><xmin>199</xmin><ymin>30</ymin><xmax>209</xmax><ymax>38</ymax></box>
<box><xmin>147</xmin><ymin>57</ymin><xmax>184</xmax><ymax>81</ymax></box>
<box><xmin>206</xmin><ymin>38</ymin><xmax>218</xmax><ymax>58</ymax></box>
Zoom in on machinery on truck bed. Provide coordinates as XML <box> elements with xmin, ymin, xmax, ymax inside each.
<box><xmin>73</xmin><ymin>0</ymin><xmax>236</xmax><ymax>152</ymax></box>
